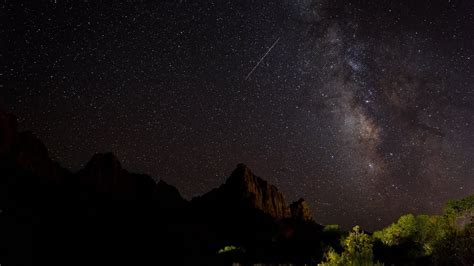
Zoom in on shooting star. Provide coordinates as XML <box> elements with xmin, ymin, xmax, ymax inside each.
<box><xmin>245</xmin><ymin>37</ymin><xmax>281</xmax><ymax>80</ymax></box>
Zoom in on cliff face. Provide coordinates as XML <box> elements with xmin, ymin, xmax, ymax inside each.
<box><xmin>196</xmin><ymin>163</ymin><xmax>290</xmax><ymax>219</ymax></box>
<box><xmin>290</xmin><ymin>198</ymin><xmax>314</xmax><ymax>222</ymax></box>
<box><xmin>226</xmin><ymin>163</ymin><xmax>290</xmax><ymax>219</ymax></box>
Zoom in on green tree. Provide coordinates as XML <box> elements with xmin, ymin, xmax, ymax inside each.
<box><xmin>372</xmin><ymin>214</ymin><xmax>417</xmax><ymax>246</ymax></box>
<box><xmin>319</xmin><ymin>226</ymin><xmax>381</xmax><ymax>266</ymax></box>
<box><xmin>373</xmin><ymin>214</ymin><xmax>449</xmax><ymax>256</ymax></box>
<box><xmin>372</xmin><ymin>194</ymin><xmax>473</xmax><ymax>264</ymax></box>
<box><xmin>444</xmin><ymin>194</ymin><xmax>474</xmax><ymax>229</ymax></box>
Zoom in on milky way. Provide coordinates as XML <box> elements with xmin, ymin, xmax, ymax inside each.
<box><xmin>3</xmin><ymin>0</ymin><xmax>474</xmax><ymax>229</ymax></box>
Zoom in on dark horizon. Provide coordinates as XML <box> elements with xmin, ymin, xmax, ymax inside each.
<box><xmin>0</xmin><ymin>108</ymin><xmax>471</xmax><ymax>231</ymax></box>
<box><xmin>1</xmin><ymin>106</ymin><xmax>472</xmax><ymax>265</ymax></box>
<box><xmin>3</xmin><ymin>0</ymin><xmax>474</xmax><ymax>231</ymax></box>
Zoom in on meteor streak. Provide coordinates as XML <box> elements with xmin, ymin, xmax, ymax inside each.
<box><xmin>245</xmin><ymin>37</ymin><xmax>280</xmax><ymax>80</ymax></box>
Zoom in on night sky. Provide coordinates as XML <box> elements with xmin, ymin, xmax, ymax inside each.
<box><xmin>3</xmin><ymin>0</ymin><xmax>474</xmax><ymax>229</ymax></box>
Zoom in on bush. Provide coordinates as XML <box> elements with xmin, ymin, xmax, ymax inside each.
<box><xmin>319</xmin><ymin>226</ymin><xmax>382</xmax><ymax>266</ymax></box>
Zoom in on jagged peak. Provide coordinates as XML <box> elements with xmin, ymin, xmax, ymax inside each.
<box><xmin>292</xmin><ymin>198</ymin><xmax>306</xmax><ymax>204</ymax></box>
<box><xmin>219</xmin><ymin>163</ymin><xmax>290</xmax><ymax>219</ymax></box>
<box><xmin>227</xmin><ymin>163</ymin><xmax>253</xmax><ymax>182</ymax></box>
<box><xmin>85</xmin><ymin>152</ymin><xmax>122</xmax><ymax>170</ymax></box>
<box><xmin>290</xmin><ymin>198</ymin><xmax>314</xmax><ymax>222</ymax></box>
<box><xmin>78</xmin><ymin>152</ymin><xmax>124</xmax><ymax>182</ymax></box>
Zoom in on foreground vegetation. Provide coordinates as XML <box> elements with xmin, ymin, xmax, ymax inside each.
<box><xmin>318</xmin><ymin>195</ymin><xmax>474</xmax><ymax>265</ymax></box>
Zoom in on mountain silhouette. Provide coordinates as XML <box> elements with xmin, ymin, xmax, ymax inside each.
<box><xmin>0</xmin><ymin>109</ymin><xmax>323</xmax><ymax>265</ymax></box>
<box><xmin>193</xmin><ymin>163</ymin><xmax>290</xmax><ymax>219</ymax></box>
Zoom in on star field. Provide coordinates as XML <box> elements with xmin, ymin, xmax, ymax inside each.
<box><xmin>3</xmin><ymin>0</ymin><xmax>474</xmax><ymax>229</ymax></box>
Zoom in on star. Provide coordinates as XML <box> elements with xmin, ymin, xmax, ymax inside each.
<box><xmin>3</xmin><ymin>0</ymin><xmax>473</xmax><ymax>230</ymax></box>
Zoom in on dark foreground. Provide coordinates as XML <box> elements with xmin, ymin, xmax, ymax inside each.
<box><xmin>0</xmin><ymin>109</ymin><xmax>472</xmax><ymax>265</ymax></box>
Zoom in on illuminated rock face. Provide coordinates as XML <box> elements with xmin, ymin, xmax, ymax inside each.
<box><xmin>290</xmin><ymin>198</ymin><xmax>314</xmax><ymax>222</ymax></box>
<box><xmin>225</xmin><ymin>163</ymin><xmax>290</xmax><ymax>219</ymax></box>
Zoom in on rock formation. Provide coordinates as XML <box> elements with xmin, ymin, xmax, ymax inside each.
<box><xmin>226</xmin><ymin>163</ymin><xmax>290</xmax><ymax>219</ymax></box>
<box><xmin>290</xmin><ymin>198</ymin><xmax>314</xmax><ymax>222</ymax></box>
<box><xmin>1</xmin><ymin>108</ymin><xmax>326</xmax><ymax>265</ymax></box>
<box><xmin>77</xmin><ymin>152</ymin><xmax>183</xmax><ymax>201</ymax></box>
<box><xmin>0</xmin><ymin>109</ymin><xmax>65</xmax><ymax>182</ymax></box>
<box><xmin>195</xmin><ymin>163</ymin><xmax>290</xmax><ymax>219</ymax></box>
